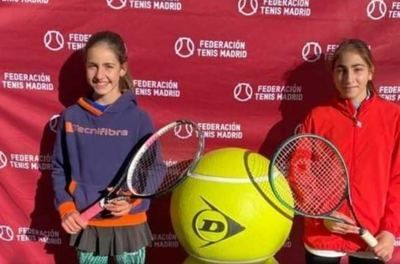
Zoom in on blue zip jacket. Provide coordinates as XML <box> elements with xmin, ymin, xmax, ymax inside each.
<box><xmin>51</xmin><ymin>90</ymin><xmax>154</xmax><ymax>226</ymax></box>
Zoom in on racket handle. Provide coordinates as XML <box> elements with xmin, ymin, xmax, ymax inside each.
<box><xmin>80</xmin><ymin>200</ymin><xmax>105</xmax><ymax>220</ymax></box>
<box><xmin>359</xmin><ymin>229</ymin><xmax>378</xmax><ymax>247</ymax></box>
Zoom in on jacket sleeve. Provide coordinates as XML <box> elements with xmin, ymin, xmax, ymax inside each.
<box><xmin>51</xmin><ymin>113</ymin><xmax>77</xmax><ymax>218</ymax></box>
<box><xmin>138</xmin><ymin>111</ymin><xmax>155</xmax><ymax>139</ymax></box>
<box><xmin>380</xmin><ymin>115</ymin><xmax>400</xmax><ymax>236</ymax></box>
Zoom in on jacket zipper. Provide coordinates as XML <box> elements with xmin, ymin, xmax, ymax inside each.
<box><xmin>353</xmin><ymin>112</ymin><xmax>362</xmax><ymax>128</ymax></box>
<box><xmin>349</xmin><ymin>105</ymin><xmax>361</xmax><ymax>221</ymax></box>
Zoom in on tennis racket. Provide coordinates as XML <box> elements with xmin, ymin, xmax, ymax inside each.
<box><xmin>266</xmin><ymin>133</ymin><xmax>378</xmax><ymax>247</ymax></box>
<box><xmin>80</xmin><ymin>119</ymin><xmax>205</xmax><ymax>220</ymax></box>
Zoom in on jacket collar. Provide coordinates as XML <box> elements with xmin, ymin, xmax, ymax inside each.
<box><xmin>78</xmin><ymin>89</ymin><xmax>137</xmax><ymax>116</ymax></box>
<box><xmin>333</xmin><ymin>91</ymin><xmax>376</xmax><ymax>117</ymax></box>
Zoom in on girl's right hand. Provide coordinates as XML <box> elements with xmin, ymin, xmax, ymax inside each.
<box><xmin>372</xmin><ymin>230</ymin><xmax>395</xmax><ymax>262</ymax></box>
<box><xmin>61</xmin><ymin>211</ymin><xmax>88</xmax><ymax>234</ymax></box>
<box><xmin>323</xmin><ymin>211</ymin><xmax>360</xmax><ymax>235</ymax></box>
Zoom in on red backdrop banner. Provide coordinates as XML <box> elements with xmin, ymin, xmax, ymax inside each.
<box><xmin>1</xmin><ymin>1</ymin><xmax>400</xmax><ymax>263</ymax></box>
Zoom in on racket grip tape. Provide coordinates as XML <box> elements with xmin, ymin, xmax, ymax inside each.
<box><xmin>80</xmin><ymin>197</ymin><xmax>127</xmax><ymax>220</ymax></box>
<box><xmin>80</xmin><ymin>202</ymin><xmax>104</xmax><ymax>221</ymax></box>
<box><xmin>359</xmin><ymin>228</ymin><xmax>378</xmax><ymax>247</ymax></box>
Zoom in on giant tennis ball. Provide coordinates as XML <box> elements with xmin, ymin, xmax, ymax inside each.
<box><xmin>183</xmin><ymin>255</ymin><xmax>279</xmax><ymax>264</ymax></box>
<box><xmin>170</xmin><ymin>147</ymin><xmax>293</xmax><ymax>263</ymax></box>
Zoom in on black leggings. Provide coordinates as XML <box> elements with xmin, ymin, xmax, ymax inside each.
<box><xmin>305</xmin><ymin>251</ymin><xmax>384</xmax><ymax>264</ymax></box>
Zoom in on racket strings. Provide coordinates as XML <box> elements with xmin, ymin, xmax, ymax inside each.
<box><xmin>128</xmin><ymin>123</ymin><xmax>202</xmax><ymax>196</ymax></box>
<box><xmin>273</xmin><ymin>137</ymin><xmax>346</xmax><ymax>215</ymax></box>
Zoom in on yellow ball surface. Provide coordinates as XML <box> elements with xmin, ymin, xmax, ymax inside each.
<box><xmin>183</xmin><ymin>255</ymin><xmax>279</xmax><ymax>264</ymax></box>
<box><xmin>170</xmin><ymin>147</ymin><xmax>293</xmax><ymax>263</ymax></box>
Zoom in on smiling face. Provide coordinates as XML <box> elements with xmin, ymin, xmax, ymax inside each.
<box><xmin>333</xmin><ymin>50</ymin><xmax>374</xmax><ymax>105</ymax></box>
<box><xmin>85</xmin><ymin>42</ymin><xmax>127</xmax><ymax>105</ymax></box>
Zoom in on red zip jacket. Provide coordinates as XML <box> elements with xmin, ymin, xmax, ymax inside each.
<box><xmin>301</xmin><ymin>93</ymin><xmax>400</xmax><ymax>252</ymax></box>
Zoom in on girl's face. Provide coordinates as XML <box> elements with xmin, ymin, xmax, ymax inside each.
<box><xmin>333</xmin><ymin>50</ymin><xmax>373</xmax><ymax>105</ymax></box>
<box><xmin>85</xmin><ymin>42</ymin><xmax>127</xmax><ymax>104</ymax></box>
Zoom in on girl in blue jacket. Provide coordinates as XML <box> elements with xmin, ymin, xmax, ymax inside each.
<box><xmin>52</xmin><ymin>31</ymin><xmax>154</xmax><ymax>264</ymax></box>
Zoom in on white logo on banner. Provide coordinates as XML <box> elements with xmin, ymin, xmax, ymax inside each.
<box><xmin>235</xmin><ymin>83</ymin><xmax>303</xmax><ymax>102</ymax></box>
<box><xmin>367</xmin><ymin>0</ymin><xmax>400</xmax><ymax>20</ymax></box>
<box><xmin>0</xmin><ymin>225</ymin><xmax>14</xmax><ymax>242</ymax></box>
<box><xmin>0</xmin><ymin>151</ymin><xmax>8</xmax><ymax>169</ymax></box>
<box><xmin>106</xmin><ymin>0</ymin><xmax>128</xmax><ymax>9</ymax></box>
<box><xmin>133</xmin><ymin>79</ymin><xmax>180</xmax><ymax>97</ymax></box>
<box><xmin>367</xmin><ymin>0</ymin><xmax>387</xmax><ymax>20</ymax></box>
<box><xmin>43</xmin><ymin>30</ymin><xmax>64</xmax><ymax>52</ymax></box>
<box><xmin>152</xmin><ymin>233</ymin><xmax>179</xmax><ymax>248</ymax></box>
<box><xmin>378</xmin><ymin>85</ymin><xmax>400</xmax><ymax>101</ymax></box>
<box><xmin>234</xmin><ymin>83</ymin><xmax>253</xmax><ymax>102</ymax></box>
<box><xmin>43</xmin><ymin>31</ymin><xmax>91</xmax><ymax>51</ymax></box>
<box><xmin>106</xmin><ymin>0</ymin><xmax>182</xmax><ymax>11</ymax></box>
<box><xmin>175</xmin><ymin>37</ymin><xmax>196</xmax><ymax>58</ymax></box>
<box><xmin>2</xmin><ymin>0</ymin><xmax>49</xmax><ymax>5</ymax></box>
<box><xmin>175</xmin><ymin>37</ymin><xmax>248</xmax><ymax>59</ymax></box>
<box><xmin>49</xmin><ymin>115</ymin><xmax>60</xmax><ymax>133</ymax></box>
<box><xmin>2</xmin><ymin>72</ymin><xmax>54</xmax><ymax>91</ymax></box>
<box><xmin>8</xmin><ymin>153</ymin><xmax>52</xmax><ymax>171</ymax></box>
<box><xmin>174</xmin><ymin>123</ymin><xmax>194</xmax><ymax>139</ymax></box>
<box><xmin>294</xmin><ymin>124</ymin><xmax>303</xmax><ymax>135</ymax></box>
<box><xmin>238</xmin><ymin>0</ymin><xmax>259</xmax><ymax>16</ymax></box>
<box><xmin>197</xmin><ymin>122</ymin><xmax>243</xmax><ymax>139</ymax></box>
<box><xmin>16</xmin><ymin>227</ymin><xmax>61</xmax><ymax>244</ymax></box>
<box><xmin>302</xmin><ymin>42</ymin><xmax>322</xmax><ymax>62</ymax></box>
<box><xmin>238</xmin><ymin>0</ymin><xmax>312</xmax><ymax>17</ymax></box>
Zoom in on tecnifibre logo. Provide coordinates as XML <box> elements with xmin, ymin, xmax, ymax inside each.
<box><xmin>367</xmin><ymin>0</ymin><xmax>387</xmax><ymax>20</ymax></box>
<box><xmin>43</xmin><ymin>30</ymin><xmax>65</xmax><ymax>52</ymax></box>
<box><xmin>66</xmin><ymin>123</ymin><xmax>129</xmax><ymax>137</ymax></box>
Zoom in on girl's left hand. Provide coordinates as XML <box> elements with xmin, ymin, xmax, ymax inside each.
<box><xmin>103</xmin><ymin>197</ymin><xmax>133</xmax><ymax>216</ymax></box>
<box><xmin>371</xmin><ymin>230</ymin><xmax>395</xmax><ymax>262</ymax></box>
<box><xmin>323</xmin><ymin>211</ymin><xmax>359</xmax><ymax>234</ymax></box>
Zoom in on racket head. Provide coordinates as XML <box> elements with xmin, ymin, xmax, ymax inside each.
<box><xmin>268</xmin><ymin>134</ymin><xmax>348</xmax><ymax>218</ymax></box>
<box><xmin>126</xmin><ymin>120</ymin><xmax>204</xmax><ymax>197</ymax></box>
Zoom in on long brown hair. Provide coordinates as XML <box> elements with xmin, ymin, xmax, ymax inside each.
<box><xmin>84</xmin><ymin>31</ymin><xmax>133</xmax><ymax>93</ymax></box>
<box><xmin>331</xmin><ymin>39</ymin><xmax>376</xmax><ymax>94</ymax></box>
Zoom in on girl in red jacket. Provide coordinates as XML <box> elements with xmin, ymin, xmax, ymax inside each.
<box><xmin>301</xmin><ymin>39</ymin><xmax>400</xmax><ymax>264</ymax></box>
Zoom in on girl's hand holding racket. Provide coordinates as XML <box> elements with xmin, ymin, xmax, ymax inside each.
<box><xmin>103</xmin><ymin>198</ymin><xmax>133</xmax><ymax>217</ymax></box>
<box><xmin>373</xmin><ymin>231</ymin><xmax>395</xmax><ymax>262</ymax></box>
<box><xmin>323</xmin><ymin>211</ymin><xmax>360</xmax><ymax>235</ymax></box>
<box><xmin>80</xmin><ymin>120</ymin><xmax>205</xmax><ymax>221</ymax></box>
<box><xmin>61</xmin><ymin>211</ymin><xmax>87</xmax><ymax>234</ymax></box>
<box><xmin>100</xmin><ymin>187</ymin><xmax>135</xmax><ymax>217</ymax></box>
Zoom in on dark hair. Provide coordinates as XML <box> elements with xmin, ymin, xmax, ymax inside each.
<box><xmin>84</xmin><ymin>31</ymin><xmax>133</xmax><ymax>93</ymax></box>
<box><xmin>331</xmin><ymin>39</ymin><xmax>376</xmax><ymax>93</ymax></box>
